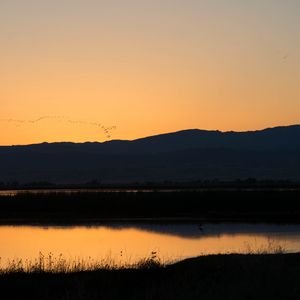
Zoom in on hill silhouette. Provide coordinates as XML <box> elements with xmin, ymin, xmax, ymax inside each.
<box><xmin>1</xmin><ymin>125</ymin><xmax>300</xmax><ymax>183</ymax></box>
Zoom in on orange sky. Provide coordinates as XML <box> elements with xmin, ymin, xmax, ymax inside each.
<box><xmin>1</xmin><ymin>0</ymin><xmax>300</xmax><ymax>145</ymax></box>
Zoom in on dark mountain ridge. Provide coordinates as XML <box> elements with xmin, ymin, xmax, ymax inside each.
<box><xmin>1</xmin><ymin>125</ymin><xmax>300</xmax><ymax>183</ymax></box>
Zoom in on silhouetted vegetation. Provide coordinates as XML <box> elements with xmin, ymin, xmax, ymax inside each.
<box><xmin>0</xmin><ymin>252</ymin><xmax>163</xmax><ymax>274</ymax></box>
<box><xmin>1</xmin><ymin>253</ymin><xmax>300</xmax><ymax>299</ymax></box>
<box><xmin>0</xmin><ymin>189</ymin><xmax>300</xmax><ymax>223</ymax></box>
<box><xmin>1</xmin><ymin>178</ymin><xmax>300</xmax><ymax>190</ymax></box>
<box><xmin>0</xmin><ymin>240</ymin><xmax>285</xmax><ymax>274</ymax></box>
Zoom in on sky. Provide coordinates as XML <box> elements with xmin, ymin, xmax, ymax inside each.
<box><xmin>1</xmin><ymin>0</ymin><xmax>300</xmax><ymax>145</ymax></box>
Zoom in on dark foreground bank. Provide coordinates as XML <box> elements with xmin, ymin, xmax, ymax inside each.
<box><xmin>1</xmin><ymin>254</ymin><xmax>300</xmax><ymax>300</ymax></box>
<box><xmin>1</xmin><ymin>189</ymin><xmax>300</xmax><ymax>223</ymax></box>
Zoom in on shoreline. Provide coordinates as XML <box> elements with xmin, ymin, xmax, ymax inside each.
<box><xmin>1</xmin><ymin>217</ymin><xmax>300</xmax><ymax>226</ymax></box>
<box><xmin>1</xmin><ymin>253</ymin><xmax>300</xmax><ymax>299</ymax></box>
<box><xmin>1</xmin><ymin>189</ymin><xmax>300</xmax><ymax>224</ymax></box>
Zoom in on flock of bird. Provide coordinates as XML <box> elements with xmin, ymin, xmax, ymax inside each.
<box><xmin>0</xmin><ymin>116</ymin><xmax>117</xmax><ymax>139</ymax></box>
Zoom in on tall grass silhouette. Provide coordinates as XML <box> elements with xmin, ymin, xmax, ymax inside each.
<box><xmin>0</xmin><ymin>252</ymin><xmax>163</xmax><ymax>274</ymax></box>
<box><xmin>0</xmin><ymin>240</ymin><xmax>286</xmax><ymax>274</ymax></box>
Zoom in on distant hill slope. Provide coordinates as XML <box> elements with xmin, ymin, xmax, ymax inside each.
<box><xmin>1</xmin><ymin>125</ymin><xmax>300</xmax><ymax>183</ymax></box>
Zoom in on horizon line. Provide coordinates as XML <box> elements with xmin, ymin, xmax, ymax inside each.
<box><xmin>1</xmin><ymin>124</ymin><xmax>299</xmax><ymax>147</ymax></box>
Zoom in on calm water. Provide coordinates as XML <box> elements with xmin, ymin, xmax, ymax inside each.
<box><xmin>1</xmin><ymin>223</ymin><xmax>300</xmax><ymax>266</ymax></box>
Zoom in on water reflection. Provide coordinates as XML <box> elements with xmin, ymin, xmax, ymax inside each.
<box><xmin>0</xmin><ymin>223</ymin><xmax>300</xmax><ymax>267</ymax></box>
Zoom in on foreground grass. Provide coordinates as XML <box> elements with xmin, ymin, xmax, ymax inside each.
<box><xmin>1</xmin><ymin>253</ymin><xmax>300</xmax><ymax>300</ymax></box>
<box><xmin>0</xmin><ymin>239</ymin><xmax>285</xmax><ymax>274</ymax></box>
<box><xmin>0</xmin><ymin>252</ymin><xmax>163</xmax><ymax>274</ymax></box>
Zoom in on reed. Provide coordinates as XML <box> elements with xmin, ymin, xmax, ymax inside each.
<box><xmin>0</xmin><ymin>252</ymin><xmax>163</xmax><ymax>274</ymax></box>
<box><xmin>0</xmin><ymin>240</ymin><xmax>286</xmax><ymax>274</ymax></box>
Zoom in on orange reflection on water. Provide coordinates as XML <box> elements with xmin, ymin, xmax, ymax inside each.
<box><xmin>1</xmin><ymin>224</ymin><xmax>300</xmax><ymax>267</ymax></box>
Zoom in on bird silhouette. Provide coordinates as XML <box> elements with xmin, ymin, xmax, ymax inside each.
<box><xmin>0</xmin><ymin>115</ymin><xmax>117</xmax><ymax>139</ymax></box>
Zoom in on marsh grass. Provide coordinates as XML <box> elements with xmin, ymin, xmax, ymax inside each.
<box><xmin>1</xmin><ymin>189</ymin><xmax>300</xmax><ymax>223</ymax></box>
<box><xmin>0</xmin><ymin>251</ymin><xmax>164</xmax><ymax>274</ymax></box>
<box><xmin>242</xmin><ymin>237</ymin><xmax>287</xmax><ymax>254</ymax></box>
<box><xmin>0</xmin><ymin>239</ymin><xmax>287</xmax><ymax>274</ymax></box>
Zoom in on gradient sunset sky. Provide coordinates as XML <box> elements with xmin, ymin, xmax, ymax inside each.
<box><xmin>1</xmin><ymin>0</ymin><xmax>300</xmax><ymax>145</ymax></box>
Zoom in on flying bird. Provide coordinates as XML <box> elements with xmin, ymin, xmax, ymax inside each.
<box><xmin>0</xmin><ymin>115</ymin><xmax>117</xmax><ymax>139</ymax></box>
<box><xmin>281</xmin><ymin>54</ymin><xmax>289</xmax><ymax>62</ymax></box>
